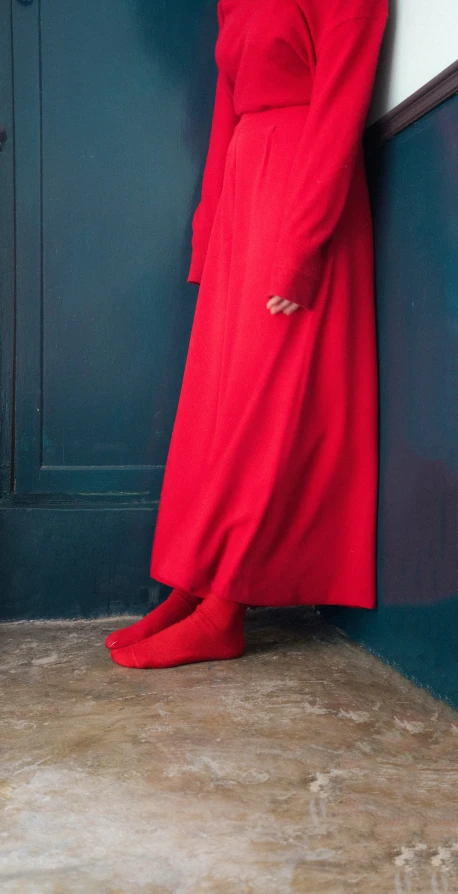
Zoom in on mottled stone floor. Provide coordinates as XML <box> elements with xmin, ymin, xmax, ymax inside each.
<box><xmin>1</xmin><ymin>607</ymin><xmax>457</xmax><ymax>894</ymax></box>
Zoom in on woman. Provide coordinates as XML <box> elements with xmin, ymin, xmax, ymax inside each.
<box><xmin>106</xmin><ymin>0</ymin><xmax>388</xmax><ymax>668</ymax></box>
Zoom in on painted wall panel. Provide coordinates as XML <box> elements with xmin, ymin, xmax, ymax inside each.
<box><xmin>323</xmin><ymin>95</ymin><xmax>458</xmax><ymax>709</ymax></box>
<box><xmin>368</xmin><ymin>0</ymin><xmax>458</xmax><ymax>124</ymax></box>
<box><xmin>0</xmin><ymin>0</ymin><xmax>216</xmax><ymax>617</ymax></box>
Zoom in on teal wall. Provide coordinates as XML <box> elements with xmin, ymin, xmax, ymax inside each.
<box><xmin>0</xmin><ymin>0</ymin><xmax>216</xmax><ymax>620</ymax></box>
<box><xmin>322</xmin><ymin>94</ymin><xmax>458</xmax><ymax>710</ymax></box>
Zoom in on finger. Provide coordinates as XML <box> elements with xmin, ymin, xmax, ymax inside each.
<box><xmin>272</xmin><ymin>300</ymin><xmax>291</xmax><ymax>314</ymax></box>
<box><xmin>269</xmin><ymin>299</ymin><xmax>291</xmax><ymax>314</ymax></box>
<box><xmin>283</xmin><ymin>303</ymin><xmax>300</xmax><ymax>315</ymax></box>
<box><xmin>266</xmin><ymin>296</ymin><xmax>282</xmax><ymax>309</ymax></box>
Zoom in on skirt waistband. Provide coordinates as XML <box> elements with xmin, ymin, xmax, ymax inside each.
<box><xmin>237</xmin><ymin>104</ymin><xmax>310</xmax><ymax>127</ymax></box>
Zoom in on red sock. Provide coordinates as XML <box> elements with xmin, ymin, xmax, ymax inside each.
<box><xmin>104</xmin><ymin>588</ymin><xmax>202</xmax><ymax>650</ymax></box>
<box><xmin>110</xmin><ymin>593</ymin><xmax>247</xmax><ymax>668</ymax></box>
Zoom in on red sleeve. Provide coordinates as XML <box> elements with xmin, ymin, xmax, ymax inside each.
<box><xmin>187</xmin><ymin>1</ymin><xmax>239</xmax><ymax>285</ymax></box>
<box><xmin>267</xmin><ymin>8</ymin><xmax>388</xmax><ymax>309</ymax></box>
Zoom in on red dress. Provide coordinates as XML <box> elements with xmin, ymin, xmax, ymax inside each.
<box><xmin>150</xmin><ymin>0</ymin><xmax>388</xmax><ymax>608</ymax></box>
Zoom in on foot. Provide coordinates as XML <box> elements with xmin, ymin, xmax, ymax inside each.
<box><xmin>110</xmin><ymin>593</ymin><xmax>247</xmax><ymax>668</ymax></box>
<box><xmin>104</xmin><ymin>588</ymin><xmax>203</xmax><ymax>650</ymax></box>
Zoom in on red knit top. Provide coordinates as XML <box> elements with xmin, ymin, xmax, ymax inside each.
<box><xmin>187</xmin><ymin>0</ymin><xmax>388</xmax><ymax>307</ymax></box>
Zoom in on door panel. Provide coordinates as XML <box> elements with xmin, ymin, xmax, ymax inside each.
<box><xmin>13</xmin><ymin>0</ymin><xmax>203</xmax><ymax>495</ymax></box>
<box><xmin>0</xmin><ymin>0</ymin><xmax>216</xmax><ymax>618</ymax></box>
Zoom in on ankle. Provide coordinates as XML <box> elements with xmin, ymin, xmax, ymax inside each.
<box><xmin>173</xmin><ymin>588</ymin><xmax>203</xmax><ymax>610</ymax></box>
<box><xmin>201</xmin><ymin>593</ymin><xmax>247</xmax><ymax>631</ymax></box>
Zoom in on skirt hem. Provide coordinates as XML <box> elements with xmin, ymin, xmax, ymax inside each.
<box><xmin>150</xmin><ymin>566</ymin><xmax>376</xmax><ymax>611</ymax></box>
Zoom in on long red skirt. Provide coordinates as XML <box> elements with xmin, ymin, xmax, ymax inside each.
<box><xmin>150</xmin><ymin>105</ymin><xmax>379</xmax><ymax>608</ymax></box>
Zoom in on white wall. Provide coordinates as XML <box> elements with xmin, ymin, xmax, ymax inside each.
<box><xmin>367</xmin><ymin>0</ymin><xmax>458</xmax><ymax>124</ymax></box>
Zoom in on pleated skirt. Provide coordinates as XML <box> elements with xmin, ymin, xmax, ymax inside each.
<box><xmin>150</xmin><ymin>104</ymin><xmax>379</xmax><ymax>608</ymax></box>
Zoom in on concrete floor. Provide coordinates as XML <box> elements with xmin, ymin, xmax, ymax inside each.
<box><xmin>1</xmin><ymin>607</ymin><xmax>458</xmax><ymax>894</ymax></box>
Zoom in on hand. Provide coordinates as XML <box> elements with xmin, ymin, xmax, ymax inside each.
<box><xmin>266</xmin><ymin>295</ymin><xmax>301</xmax><ymax>315</ymax></box>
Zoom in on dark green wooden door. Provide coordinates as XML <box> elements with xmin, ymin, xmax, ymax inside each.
<box><xmin>0</xmin><ymin>0</ymin><xmax>216</xmax><ymax>619</ymax></box>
